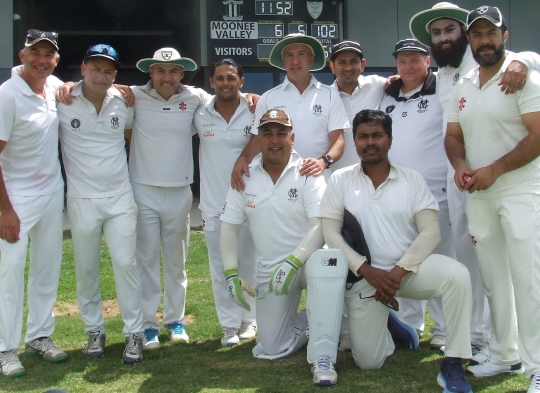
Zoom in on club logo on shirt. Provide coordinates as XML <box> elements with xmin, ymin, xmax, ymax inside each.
<box><xmin>287</xmin><ymin>188</ymin><xmax>299</xmax><ymax>202</ymax></box>
<box><xmin>459</xmin><ymin>97</ymin><xmax>467</xmax><ymax>111</ymax></box>
<box><xmin>244</xmin><ymin>125</ymin><xmax>252</xmax><ymax>137</ymax></box>
<box><xmin>204</xmin><ymin>127</ymin><xmax>215</xmax><ymax>137</ymax></box>
<box><xmin>179</xmin><ymin>102</ymin><xmax>187</xmax><ymax>111</ymax></box>
<box><xmin>385</xmin><ymin>105</ymin><xmax>395</xmax><ymax>114</ymax></box>
<box><xmin>321</xmin><ymin>257</ymin><xmax>337</xmax><ymax>266</ymax></box>
<box><xmin>312</xmin><ymin>104</ymin><xmax>323</xmax><ymax>116</ymax></box>
<box><xmin>111</xmin><ymin>116</ymin><xmax>120</xmax><ymax>130</ymax></box>
<box><xmin>401</xmin><ymin>112</ymin><xmax>408</xmax><ymax>117</ymax></box>
<box><xmin>417</xmin><ymin>99</ymin><xmax>429</xmax><ymax>113</ymax></box>
<box><xmin>70</xmin><ymin>118</ymin><xmax>81</xmax><ymax>131</ymax></box>
<box><xmin>453</xmin><ymin>72</ymin><xmax>461</xmax><ymax>84</ymax></box>
<box><xmin>245</xmin><ymin>193</ymin><xmax>256</xmax><ymax>209</ymax></box>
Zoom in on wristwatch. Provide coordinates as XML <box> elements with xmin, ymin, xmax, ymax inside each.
<box><xmin>321</xmin><ymin>154</ymin><xmax>333</xmax><ymax>168</ymax></box>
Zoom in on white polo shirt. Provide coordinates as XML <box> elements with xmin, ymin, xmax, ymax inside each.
<box><xmin>193</xmin><ymin>94</ymin><xmax>254</xmax><ymax>215</ymax></box>
<box><xmin>221</xmin><ymin>151</ymin><xmax>326</xmax><ymax>281</ymax></box>
<box><xmin>253</xmin><ymin>75</ymin><xmax>349</xmax><ymax>161</ymax></box>
<box><xmin>448</xmin><ymin>52</ymin><xmax>540</xmax><ymax>197</ymax></box>
<box><xmin>0</xmin><ymin>66</ymin><xmax>64</xmax><ymax>197</ymax></box>
<box><xmin>379</xmin><ymin>72</ymin><xmax>448</xmax><ymax>203</ymax></box>
<box><xmin>58</xmin><ymin>82</ymin><xmax>133</xmax><ymax>198</ymax></box>
<box><xmin>319</xmin><ymin>163</ymin><xmax>438</xmax><ymax>272</ymax></box>
<box><xmin>129</xmin><ymin>81</ymin><xmax>212</xmax><ymax>187</ymax></box>
<box><xmin>331</xmin><ymin>74</ymin><xmax>386</xmax><ymax>171</ymax></box>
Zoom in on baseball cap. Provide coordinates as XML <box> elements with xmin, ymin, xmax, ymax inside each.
<box><xmin>136</xmin><ymin>48</ymin><xmax>197</xmax><ymax>73</ymax></box>
<box><xmin>268</xmin><ymin>33</ymin><xmax>326</xmax><ymax>71</ymax></box>
<box><xmin>392</xmin><ymin>38</ymin><xmax>429</xmax><ymax>58</ymax></box>
<box><xmin>25</xmin><ymin>29</ymin><xmax>59</xmax><ymax>50</ymax></box>
<box><xmin>330</xmin><ymin>40</ymin><xmax>363</xmax><ymax>61</ymax></box>
<box><xmin>409</xmin><ymin>2</ymin><xmax>469</xmax><ymax>46</ymax></box>
<box><xmin>467</xmin><ymin>6</ymin><xmax>505</xmax><ymax>30</ymax></box>
<box><xmin>258</xmin><ymin>109</ymin><xmax>293</xmax><ymax>128</ymax></box>
<box><xmin>83</xmin><ymin>44</ymin><xmax>121</xmax><ymax>68</ymax></box>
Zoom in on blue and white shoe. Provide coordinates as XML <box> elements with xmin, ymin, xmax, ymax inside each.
<box><xmin>167</xmin><ymin>322</ymin><xmax>189</xmax><ymax>343</ymax></box>
<box><xmin>311</xmin><ymin>356</ymin><xmax>337</xmax><ymax>386</ymax></box>
<box><xmin>438</xmin><ymin>357</ymin><xmax>473</xmax><ymax>393</ymax></box>
<box><xmin>143</xmin><ymin>328</ymin><xmax>160</xmax><ymax>349</ymax></box>
<box><xmin>387</xmin><ymin>310</ymin><xmax>419</xmax><ymax>350</ymax></box>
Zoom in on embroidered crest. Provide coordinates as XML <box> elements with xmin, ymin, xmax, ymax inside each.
<box><xmin>313</xmin><ymin>104</ymin><xmax>322</xmax><ymax>116</ymax></box>
<box><xmin>161</xmin><ymin>51</ymin><xmax>173</xmax><ymax>60</ymax></box>
<box><xmin>111</xmin><ymin>116</ymin><xmax>120</xmax><ymax>130</ymax></box>
<box><xmin>70</xmin><ymin>118</ymin><xmax>81</xmax><ymax>130</ymax></box>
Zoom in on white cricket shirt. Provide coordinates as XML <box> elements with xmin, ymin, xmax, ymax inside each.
<box><xmin>220</xmin><ymin>151</ymin><xmax>326</xmax><ymax>281</ymax></box>
<box><xmin>129</xmin><ymin>81</ymin><xmax>212</xmax><ymax>187</ymax></box>
<box><xmin>319</xmin><ymin>163</ymin><xmax>438</xmax><ymax>272</ymax></box>
<box><xmin>194</xmin><ymin>94</ymin><xmax>254</xmax><ymax>215</ymax></box>
<box><xmin>0</xmin><ymin>66</ymin><xmax>64</xmax><ymax>196</ymax></box>
<box><xmin>448</xmin><ymin>52</ymin><xmax>540</xmax><ymax>197</ymax></box>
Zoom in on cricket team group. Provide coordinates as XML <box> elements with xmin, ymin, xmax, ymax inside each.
<box><xmin>1</xmin><ymin>2</ymin><xmax>540</xmax><ymax>393</ymax></box>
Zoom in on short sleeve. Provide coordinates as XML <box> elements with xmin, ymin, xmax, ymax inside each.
<box><xmin>220</xmin><ymin>186</ymin><xmax>247</xmax><ymax>225</ymax></box>
<box><xmin>446</xmin><ymin>80</ymin><xmax>463</xmax><ymax>124</ymax></box>
<box><xmin>412</xmin><ymin>171</ymin><xmax>439</xmax><ymax>213</ymax></box>
<box><xmin>302</xmin><ymin>174</ymin><xmax>326</xmax><ymax>219</ymax></box>
<box><xmin>125</xmin><ymin>106</ymin><xmax>135</xmax><ymax>129</ymax></box>
<box><xmin>252</xmin><ymin>92</ymin><xmax>270</xmax><ymax>136</ymax></box>
<box><xmin>517</xmin><ymin>70</ymin><xmax>540</xmax><ymax>115</ymax></box>
<box><xmin>0</xmin><ymin>87</ymin><xmax>16</xmax><ymax>142</ymax></box>
<box><xmin>319</xmin><ymin>170</ymin><xmax>347</xmax><ymax>221</ymax></box>
<box><xmin>327</xmin><ymin>88</ymin><xmax>350</xmax><ymax>132</ymax></box>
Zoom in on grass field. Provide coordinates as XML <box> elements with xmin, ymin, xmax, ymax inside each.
<box><xmin>0</xmin><ymin>230</ymin><xmax>530</xmax><ymax>393</ymax></box>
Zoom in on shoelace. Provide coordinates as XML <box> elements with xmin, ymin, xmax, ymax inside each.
<box><xmin>125</xmin><ymin>335</ymin><xmax>142</xmax><ymax>355</ymax></box>
<box><xmin>315</xmin><ymin>356</ymin><xmax>333</xmax><ymax>371</ymax></box>
<box><xmin>444</xmin><ymin>361</ymin><xmax>467</xmax><ymax>382</ymax></box>
<box><xmin>240</xmin><ymin>322</ymin><xmax>256</xmax><ymax>333</ymax></box>
<box><xmin>532</xmin><ymin>373</ymin><xmax>540</xmax><ymax>389</ymax></box>
<box><xmin>87</xmin><ymin>331</ymin><xmax>103</xmax><ymax>351</ymax></box>
<box><xmin>170</xmin><ymin>323</ymin><xmax>185</xmax><ymax>334</ymax></box>
<box><xmin>33</xmin><ymin>338</ymin><xmax>56</xmax><ymax>353</ymax></box>
<box><xmin>145</xmin><ymin>329</ymin><xmax>158</xmax><ymax>340</ymax></box>
<box><xmin>223</xmin><ymin>327</ymin><xmax>238</xmax><ymax>338</ymax></box>
<box><xmin>0</xmin><ymin>351</ymin><xmax>21</xmax><ymax>367</ymax></box>
<box><xmin>471</xmin><ymin>343</ymin><xmax>483</xmax><ymax>354</ymax></box>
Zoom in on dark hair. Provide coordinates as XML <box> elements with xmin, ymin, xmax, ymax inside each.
<box><xmin>352</xmin><ymin>110</ymin><xmax>393</xmax><ymax>139</ymax></box>
<box><xmin>211</xmin><ymin>58</ymin><xmax>243</xmax><ymax>78</ymax></box>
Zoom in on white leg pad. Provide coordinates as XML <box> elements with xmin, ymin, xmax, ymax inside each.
<box><xmin>306</xmin><ymin>249</ymin><xmax>348</xmax><ymax>363</ymax></box>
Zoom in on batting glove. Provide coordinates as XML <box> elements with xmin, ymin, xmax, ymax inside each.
<box><xmin>269</xmin><ymin>255</ymin><xmax>303</xmax><ymax>296</ymax></box>
<box><xmin>225</xmin><ymin>268</ymin><xmax>254</xmax><ymax>311</ymax></box>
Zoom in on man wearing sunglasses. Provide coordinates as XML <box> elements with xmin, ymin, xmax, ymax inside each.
<box><xmin>57</xmin><ymin>44</ymin><xmax>144</xmax><ymax>364</ymax></box>
<box><xmin>0</xmin><ymin>30</ymin><xmax>67</xmax><ymax>377</ymax></box>
<box><xmin>321</xmin><ymin>109</ymin><xmax>474</xmax><ymax>393</ymax></box>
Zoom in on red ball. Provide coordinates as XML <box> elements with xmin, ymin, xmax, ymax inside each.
<box><xmin>462</xmin><ymin>174</ymin><xmax>472</xmax><ymax>184</ymax></box>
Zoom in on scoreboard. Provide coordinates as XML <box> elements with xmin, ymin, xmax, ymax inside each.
<box><xmin>208</xmin><ymin>0</ymin><xmax>341</xmax><ymax>66</ymax></box>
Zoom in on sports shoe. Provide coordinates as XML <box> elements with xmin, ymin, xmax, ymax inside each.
<box><xmin>238</xmin><ymin>320</ymin><xmax>257</xmax><ymax>340</ymax></box>
<box><xmin>0</xmin><ymin>350</ymin><xmax>26</xmax><ymax>377</ymax></box>
<box><xmin>437</xmin><ymin>357</ymin><xmax>473</xmax><ymax>393</ymax></box>
<box><xmin>387</xmin><ymin>310</ymin><xmax>419</xmax><ymax>350</ymax></box>
<box><xmin>431</xmin><ymin>335</ymin><xmax>446</xmax><ymax>349</ymax></box>
<box><xmin>469</xmin><ymin>344</ymin><xmax>489</xmax><ymax>366</ymax></box>
<box><xmin>311</xmin><ymin>356</ymin><xmax>337</xmax><ymax>386</ymax></box>
<box><xmin>167</xmin><ymin>322</ymin><xmax>189</xmax><ymax>343</ymax></box>
<box><xmin>82</xmin><ymin>329</ymin><xmax>106</xmax><ymax>358</ymax></box>
<box><xmin>528</xmin><ymin>372</ymin><xmax>540</xmax><ymax>393</ymax></box>
<box><xmin>338</xmin><ymin>333</ymin><xmax>352</xmax><ymax>352</ymax></box>
<box><xmin>221</xmin><ymin>327</ymin><xmax>240</xmax><ymax>346</ymax></box>
<box><xmin>467</xmin><ymin>360</ymin><xmax>524</xmax><ymax>377</ymax></box>
<box><xmin>143</xmin><ymin>328</ymin><xmax>160</xmax><ymax>349</ymax></box>
<box><xmin>25</xmin><ymin>337</ymin><xmax>68</xmax><ymax>363</ymax></box>
<box><xmin>123</xmin><ymin>333</ymin><xmax>144</xmax><ymax>364</ymax></box>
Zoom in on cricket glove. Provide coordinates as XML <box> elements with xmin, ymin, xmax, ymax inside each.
<box><xmin>225</xmin><ymin>268</ymin><xmax>255</xmax><ymax>311</ymax></box>
<box><xmin>269</xmin><ymin>255</ymin><xmax>303</xmax><ymax>295</ymax></box>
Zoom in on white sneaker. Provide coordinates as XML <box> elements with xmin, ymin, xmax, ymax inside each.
<box><xmin>25</xmin><ymin>337</ymin><xmax>68</xmax><ymax>363</ymax></box>
<box><xmin>238</xmin><ymin>321</ymin><xmax>257</xmax><ymax>340</ymax></box>
<box><xmin>311</xmin><ymin>356</ymin><xmax>337</xmax><ymax>386</ymax></box>
<box><xmin>167</xmin><ymin>322</ymin><xmax>189</xmax><ymax>343</ymax></box>
<box><xmin>430</xmin><ymin>335</ymin><xmax>445</xmax><ymax>349</ymax></box>
<box><xmin>221</xmin><ymin>327</ymin><xmax>240</xmax><ymax>346</ymax></box>
<box><xmin>338</xmin><ymin>333</ymin><xmax>352</xmax><ymax>352</ymax></box>
<box><xmin>528</xmin><ymin>372</ymin><xmax>540</xmax><ymax>393</ymax></box>
<box><xmin>0</xmin><ymin>350</ymin><xmax>26</xmax><ymax>377</ymax></box>
<box><xmin>467</xmin><ymin>360</ymin><xmax>524</xmax><ymax>377</ymax></box>
<box><xmin>469</xmin><ymin>344</ymin><xmax>489</xmax><ymax>366</ymax></box>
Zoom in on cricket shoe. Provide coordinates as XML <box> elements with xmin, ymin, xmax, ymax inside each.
<box><xmin>167</xmin><ymin>322</ymin><xmax>189</xmax><ymax>343</ymax></box>
<box><xmin>143</xmin><ymin>328</ymin><xmax>160</xmax><ymax>350</ymax></box>
<box><xmin>221</xmin><ymin>327</ymin><xmax>240</xmax><ymax>346</ymax></box>
<box><xmin>437</xmin><ymin>357</ymin><xmax>473</xmax><ymax>393</ymax></box>
<box><xmin>338</xmin><ymin>333</ymin><xmax>352</xmax><ymax>352</ymax></box>
<box><xmin>431</xmin><ymin>335</ymin><xmax>446</xmax><ymax>349</ymax></box>
<box><xmin>83</xmin><ymin>329</ymin><xmax>106</xmax><ymax>358</ymax></box>
<box><xmin>0</xmin><ymin>350</ymin><xmax>26</xmax><ymax>377</ymax></box>
<box><xmin>467</xmin><ymin>360</ymin><xmax>524</xmax><ymax>377</ymax></box>
<box><xmin>25</xmin><ymin>337</ymin><xmax>68</xmax><ymax>363</ymax></box>
<box><xmin>387</xmin><ymin>310</ymin><xmax>419</xmax><ymax>350</ymax></box>
<box><xmin>469</xmin><ymin>344</ymin><xmax>489</xmax><ymax>366</ymax></box>
<box><xmin>238</xmin><ymin>320</ymin><xmax>257</xmax><ymax>340</ymax></box>
<box><xmin>123</xmin><ymin>333</ymin><xmax>144</xmax><ymax>364</ymax></box>
<box><xmin>311</xmin><ymin>356</ymin><xmax>337</xmax><ymax>386</ymax></box>
<box><xmin>528</xmin><ymin>372</ymin><xmax>540</xmax><ymax>393</ymax></box>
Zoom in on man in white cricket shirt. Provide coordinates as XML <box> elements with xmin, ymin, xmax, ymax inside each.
<box><xmin>0</xmin><ymin>30</ymin><xmax>67</xmax><ymax>377</ymax></box>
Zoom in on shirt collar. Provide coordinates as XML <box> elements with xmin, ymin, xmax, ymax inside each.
<box><xmin>359</xmin><ymin>161</ymin><xmax>398</xmax><ymax>180</ymax></box>
<box><xmin>332</xmin><ymin>75</ymin><xmax>371</xmax><ymax>97</ymax></box>
<box><xmin>206</xmin><ymin>93</ymin><xmax>249</xmax><ymax>116</ymax></box>
<box><xmin>282</xmin><ymin>74</ymin><xmax>320</xmax><ymax>91</ymax></box>
<box><xmin>250</xmin><ymin>150</ymin><xmax>303</xmax><ymax>171</ymax></box>
<box><xmin>464</xmin><ymin>50</ymin><xmax>515</xmax><ymax>86</ymax></box>
<box><xmin>11</xmin><ymin>65</ymin><xmax>55</xmax><ymax>97</ymax></box>
<box><xmin>70</xmin><ymin>80</ymin><xmax>123</xmax><ymax>102</ymax></box>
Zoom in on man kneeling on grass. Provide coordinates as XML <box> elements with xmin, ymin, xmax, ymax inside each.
<box><xmin>320</xmin><ymin>110</ymin><xmax>474</xmax><ymax>393</ymax></box>
<box><xmin>219</xmin><ymin>109</ymin><xmax>348</xmax><ymax>386</ymax></box>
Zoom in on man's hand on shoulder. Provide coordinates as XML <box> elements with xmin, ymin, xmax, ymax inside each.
<box><xmin>300</xmin><ymin>157</ymin><xmax>326</xmax><ymax>177</ymax></box>
<box><xmin>499</xmin><ymin>60</ymin><xmax>528</xmax><ymax>94</ymax></box>
<box><xmin>113</xmin><ymin>84</ymin><xmax>135</xmax><ymax>107</ymax></box>
<box><xmin>56</xmin><ymin>81</ymin><xmax>77</xmax><ymax>105</ymax></box>
<box><xmin>245</xmin><ymin>93</ymin><xmax>260</xmax><ymax>113</ymax></box>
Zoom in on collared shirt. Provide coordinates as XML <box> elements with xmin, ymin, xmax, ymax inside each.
<box><xmin>194</xmin><ymin>94</ymin><xmax>254</xmax><ymax>215</ymax></box>
<box><xmin>58</xmin><ymin>82</ymin><xmax>133</xmax><ymax>198</ymax></box>
<box><xmin>221</xmin><ymin>151</ymin><xmax>326</xmax><ymax>281</ymax></box>
<box><xmin>331</xmin><ymin>74</ymin><xmax>386</xmax><ymax>171</ymax></box>
<box><xmin>129</xmin><ymin>81</ymin><xmax>212</xmax><ymax>187</ymax></box>
<box><xmin>448</xmin><ymin>52</ymin><xmax>540</xmax><ymax>197</ymax></box>
<box><xmin>0</xmin><ymin>65</ymin><xmax>64</xmax><ymax>196</ymax></box>
<box><xmin>319</xmin><ymin>163</ymin><xmax>438</xmax><ymax>272</ymax></box>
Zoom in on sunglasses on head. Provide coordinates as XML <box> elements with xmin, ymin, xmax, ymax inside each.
<box><xmin>26</xmin><ymin>29</ymin><xmax>58</xmax><ymax>42</ymax></box>
<box><xmin>86</xmin><ymin>44</ymin><xmax>118</xmax><ymax>59</ymax></box>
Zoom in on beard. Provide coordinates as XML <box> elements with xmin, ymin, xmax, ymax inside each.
<box><xmin>430</xmin><ymin>31</ymin><xmax>469</xmax><ymax>68</ymax></box>
<box><xmin>472</xmin><ymin>42</ymin><xmax>506</xmax><ymax>67</ymax></box>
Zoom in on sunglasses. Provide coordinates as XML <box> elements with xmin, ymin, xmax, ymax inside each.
<box><xmin>85</xmin><ymin>44</ymin><xmax>119</xmax><ymax>60</ymax></box>
<box><xmin>359</xmin><ymin>293</ymin><xmax>400</xmax><ymax>311</ymax></box>
<box><xmin>26</xmin><ymin>29</ymin><xmax>58</xmax><ymax>46</ymax></box>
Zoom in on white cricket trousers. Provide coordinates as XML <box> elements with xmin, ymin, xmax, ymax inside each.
<box><xmin>0</xmin><ymin>189</ymin><xmax>63</xmax><ymax>352</ymax></box>
<box><xmin>131</xmin><ymin>183</ymin><xmax>191</xmax><ymax>329</ymax></box>
<box><xmin>202</xmin><ymin>212</ymin><xmax>256</xmax><ymax>328</ymax></box>
<box><xmin>448</xmin><ymin>180</ymin><xmax>490</xmax><ymax>347</ymax></box>
<box><xmin>346</xmin><ymin>254</ymin><xmax>472</xmax><ymax>370</ymax></box>
<box><xmin>467</xmin><ymin>194</ymin><xmax>540</xmax><ymax>379</ymax></box>
<box><xmin>68</xmin><ymin>192</ymin><xmax>143</xmax><ymax>335</ymax></box>
<box><xmin>398</xmin><ymin>200</ymin><xmax>455</xmax><ymax>336</ymax></box>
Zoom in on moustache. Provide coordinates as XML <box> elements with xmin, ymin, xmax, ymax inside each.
<box><xmin>363</xmin><ymin>146</ymin><xmax>380</xmax><ymax>153</ymax></box>
<box><xmin>477</xmin><ymin>44</ymin><xmax>497</xmax><ymax>52</ymax></box>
